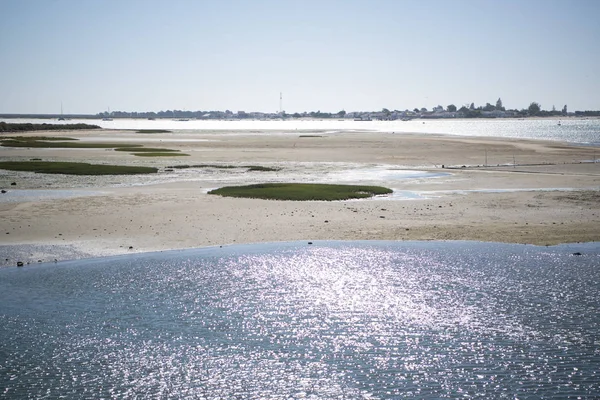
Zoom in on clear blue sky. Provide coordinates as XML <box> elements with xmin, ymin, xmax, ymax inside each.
<box><xmin>1</xmin><ymin>0</ymin><xmax>599</xmax><ymax>114</ymax></box>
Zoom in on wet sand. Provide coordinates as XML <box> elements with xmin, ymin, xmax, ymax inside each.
<box><xmin>1</xmin><ymin>129</ymin><xmax>599</xmax><ymax>266</ymax></box>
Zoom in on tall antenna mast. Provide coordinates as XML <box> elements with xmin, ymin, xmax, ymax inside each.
<box><xmin>279</xmin><ymin>92</ymin><xmax>283</xmax><ymax>114</ymax></box>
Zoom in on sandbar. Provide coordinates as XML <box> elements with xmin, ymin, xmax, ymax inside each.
<box><xmin>1</xmin><ymin>128</ymin><xmax>599</xmax><ymax>266</ymax></box>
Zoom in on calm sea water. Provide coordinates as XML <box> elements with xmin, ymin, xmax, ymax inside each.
<box><xmin>3</xmin><ymin>117</ymin><xmax>600</xmax><ymax>145</ymax></box>
<box><xmin>1</xmin><ymin>241</ymin><xmax>599</xmax><ymax>399</ymax></box>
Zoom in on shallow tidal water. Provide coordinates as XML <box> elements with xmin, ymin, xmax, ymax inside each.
<box><xmin>1</xmin><ymin>241</ymin><xmax>599</xmax><ymax>399</ymax></box>
<box><xmin>3</xmin><ymin>117</ymin><xmax>600</xmax><ymax>144</ymax></box>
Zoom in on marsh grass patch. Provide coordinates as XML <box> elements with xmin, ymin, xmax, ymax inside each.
<box><xmin>115</xmin><ymin>147</ymin><xmax>179</xmax><ymax>152</ymax></box>
<box><xmin>0</xmin><ymin>122</ymin><xmax>100</xmax><ymax>132</ymax></box>
<box><xmin>208</xmin><ymin>183</ymin><xmax>392</xmax><ymax>201</ymax></box>
<box><xmin>166</xmin><ymin>164</ymin><xmax>280</xmax><ymax>172</ymax></box>
<box><xmin>135</xmin><ymin>129</ymin><xmax>172</xmax><ymax>133</ymax></box>
<box><xmin>246</xmin><ymin>166</ymin><xmax>280</xmax><ymax>172</ymax></box>
<box><xmin>0</xmin><ymin>139</ymin><xmax>142</xmax><ymax>149</ymax></box>
<box><xmin>0</xmin><ymin>136</ymin><xmax>78</xmax><ymax>141</ymax></box>
<box><xmin>131</xmin><ymin>152</ymin><xmax>190</xmax><ymax>157</ymax></box>
<box><xmin>0</xmin><ymin>161</ymin><xmax>158</xmax><ymax>175</ymax></box>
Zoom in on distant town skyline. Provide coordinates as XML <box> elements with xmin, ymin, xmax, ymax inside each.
<box><xmin>1</xmin><ymin>0</ymin><xmax>599</xmax><ymax>114</ymax></box>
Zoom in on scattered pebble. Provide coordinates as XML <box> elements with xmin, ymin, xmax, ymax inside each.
<box><xmin>17</xmin><ymin>261</ymin><xmax>24</xmax><ymax>267</ymax></box>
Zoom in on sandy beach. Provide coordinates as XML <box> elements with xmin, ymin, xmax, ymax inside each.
<box><xmin>1</xmin><ymin>128</ymin><xmax>599</xmax><ymax>266</ymax></box>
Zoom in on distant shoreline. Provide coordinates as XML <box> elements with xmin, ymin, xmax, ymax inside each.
<box><xmin>1</xmin><ymin>114</ymin><xmax>599</xmax><ymax>121</ymax></box>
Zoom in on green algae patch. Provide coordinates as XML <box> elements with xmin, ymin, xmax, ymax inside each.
<box><xmin>0</xmin><ymin>161</ymin><xmax>158</xmax><ymax>175</ymax></box>
<box><xmin>208</xmin><ymin>183</ymin><xmax>393</xmax><ymax>201</ymax></box>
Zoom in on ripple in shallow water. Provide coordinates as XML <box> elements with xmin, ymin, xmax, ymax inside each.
<box><xmin>1</xmin><ymin>241</ymin><xmax>599</xmax><ymax>398</ymax></box>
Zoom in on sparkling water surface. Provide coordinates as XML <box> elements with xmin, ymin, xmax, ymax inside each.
<box><xmin>3</xmin><ymin>117</ymin><xmax>600</xmax><ymax>144</ymax></box>
<box><xmin>1</xmin><ymin>241</ymin><xmax>600</xmax><ymax>399</ymax></box>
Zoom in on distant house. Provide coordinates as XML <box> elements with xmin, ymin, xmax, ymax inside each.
<box><xmin>481</xmin><ymin>110</ymin><xmax>509</xmax><ymax>118</ymax></box>
<box><xmin>421</xmin><ymin>111</ymin><xmax>458</xmax><ymax>119</ymax></box>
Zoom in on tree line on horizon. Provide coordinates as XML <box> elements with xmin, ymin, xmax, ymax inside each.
<box><xmin>93</xmin><ymin>99</ymin><xmax>600</xmax><ymax>119</ymax></box>
<box><xmin>438</xmin><ymin>98</ymin><xmax>568</xmax><ymax>118</ymax></box>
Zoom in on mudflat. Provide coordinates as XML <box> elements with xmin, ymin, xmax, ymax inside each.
<box><xmin>1</xmin><ymin>128</ymin><xmax>599</xmax><ymax>266</ymax></box>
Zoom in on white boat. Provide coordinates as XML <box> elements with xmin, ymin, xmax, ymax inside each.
<box><xmin>58</xmin><ymin>102</ymin><xmax>65</xmax><ymax>120</ymax></box>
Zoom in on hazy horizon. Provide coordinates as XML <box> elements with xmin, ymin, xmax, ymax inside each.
<box><xmin>1</xmin><ymin>0</ymin><xmax>599</xmax><ymax>114</ymax></box>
